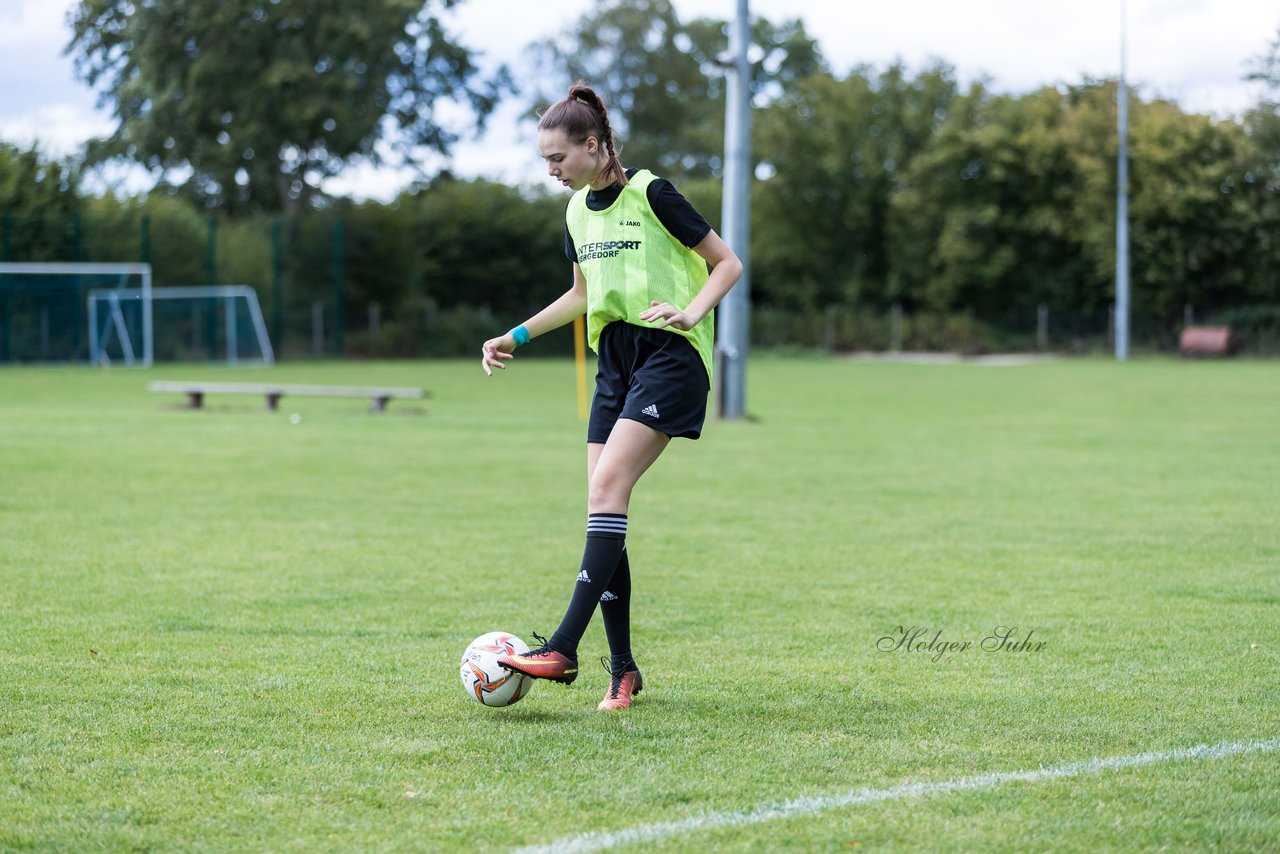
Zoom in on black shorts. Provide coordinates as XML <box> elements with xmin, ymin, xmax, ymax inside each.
<box><xmin>588</xmin><ymin>321</ymin><xmax>710</xmax><ymax>443</ymax></box>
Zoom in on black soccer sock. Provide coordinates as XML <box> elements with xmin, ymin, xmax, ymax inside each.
<box><xmin>600</xmin><ymin>547</ymin><xmax>635</xmax><ymax>671</ymax></box>
<box><xmin>547</xmin><ymin>513</ymin><xmax>627</xmax><ymax>656</ymax></box>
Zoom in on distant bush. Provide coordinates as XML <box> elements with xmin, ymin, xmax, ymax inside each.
<box><xmin>1209</xmin><ymin>304</ymin><xmax>1280</xmax><ymax>354</ymax></box>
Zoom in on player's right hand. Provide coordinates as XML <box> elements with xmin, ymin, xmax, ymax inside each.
<box><xmin>481</xmin><ymin>334</ymin><xmax>516</xmax><ymax>377</ymax></box>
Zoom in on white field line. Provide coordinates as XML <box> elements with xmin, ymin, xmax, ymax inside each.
<box><xmin>512</xmin><ymin>738</ymin><xmax>1280</xmax><ymax>854</ymax></box>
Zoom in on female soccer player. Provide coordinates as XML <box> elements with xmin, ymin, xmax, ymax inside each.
<box><xmin>480</xmin><ymin>82</ymin><xmax>741</xmax><ymax>711</ymax></box>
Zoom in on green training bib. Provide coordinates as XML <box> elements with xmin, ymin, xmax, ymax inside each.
<box><xmin>566</xmin><ymin>170</ymin><xmax>714</xmax><ymax>382</ymax></box>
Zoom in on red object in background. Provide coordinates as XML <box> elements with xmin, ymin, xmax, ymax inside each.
<box><xmin>1179</xmin><ymin>325</ymin><xmax>1235</xmax><ymax>357</ymax></box>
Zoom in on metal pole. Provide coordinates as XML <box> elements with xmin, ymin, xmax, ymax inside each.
<box><xmin>89</xmin><ymin>294</ymin><xmax>99</xmax><ymax>364</ymax></box>
<box><xmin>716</xmin><ymin>0</ymin><xmax>751</xmax><ymax>419</ymax></box>
<box><xmin>332</xmin><ymin>217</ymin><xmax>344</xmax><ymax>356</ymax></box>
<box><xmin>140</xmin><ymin>221</ymin><xmax>155</xmax><ymax>365</ymax></box>
<box><xmin>226</xmin><ymin>296</ymin><xmax>238</xmax><ymax>364</ymax></box>
<box><xmin>71</xmin><ymin>211</ymin><xmax>82</xmax><ymax>263</ymax></box>
<box><xmin>312</xmin><ymin>301</ymin><xmax>324</xmax><ymax>355</ymax></box>
<box><xmin>1115</xmin><ymin>0</ymin><xmax>1130</xmax><ymax>361</ymax></box>
<box><xmin>271</xmin><ymin>217</ymin><xmax>283</xmax><ymax>354</ymax></box>
<box><xmin>142</xmin><ymin>263</ymin><xmax>153</xmax><ymax>366</ymax></box>
<box><xmin>72</xmin><ymin>212</ymin><xmax>83</xmax><ymax>357</ymax></box>
<box><xmin>206</xmin><ymin>215</ymin><xmax>218</xmax><ymax>359</ymax></box>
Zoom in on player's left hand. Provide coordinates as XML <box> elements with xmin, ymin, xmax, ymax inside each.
<box><xmin>640</xmin><ymin>300</ymin><xmax>696</xmax><ymax>331</ymax></box>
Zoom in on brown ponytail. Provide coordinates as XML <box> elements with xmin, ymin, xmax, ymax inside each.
<box><xmin>538</xmin><ymin>81</ymin><xmax>628</xmax><ymax>188</ymax></box>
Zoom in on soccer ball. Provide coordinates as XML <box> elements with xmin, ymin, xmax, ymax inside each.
<box><xmin>460</xmin><ymin>632</ymin><xmax>535</xmax><ymax>707</ymax></box>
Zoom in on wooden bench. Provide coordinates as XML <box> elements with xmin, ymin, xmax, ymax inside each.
<box><xmin>149</xmin><ymin>381</ymin><xmax>427</xmax><ymax>412</ymax></box>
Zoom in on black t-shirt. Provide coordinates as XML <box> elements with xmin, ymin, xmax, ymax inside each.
<box><xmin>564</xmin><ymin>168</ymin><xmax>712</xmax><ymax>264</ymax></box>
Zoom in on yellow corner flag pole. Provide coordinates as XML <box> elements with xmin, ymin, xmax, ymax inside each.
<box><xmin>573</xmin><ymin>315</ymin><xmax>588</xmax><ymax>420</ymax></box>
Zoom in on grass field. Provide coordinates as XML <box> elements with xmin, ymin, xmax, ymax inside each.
<box><xmin>1</xmin><ymin>355</ymin><xmax>1278</xmax><ymax>852</ymax></box>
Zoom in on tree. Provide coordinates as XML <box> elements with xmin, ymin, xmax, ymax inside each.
<box><xmin>751</xmin><ymin>63</ymin><xmax>959</xmax><ymax>310</ymax></box>
<box><xmin>886</xmin><ymin>83</ymin><xmax>1106</xmax><ymax>321</ymax></box>
<box><xmin>0</xmin><ymin>143</ymin><xmax>82</xmax><ymax>262</ymax></box>
<box><xmin>885</xmin><ymin>79</ymin><xmax>1270</xmax><ymax>332</ymax></box>
<box><xmin>402</xmin><ymin>177</ymin><xmax>565</xmax><ymax>315</ymax></box>
<box><xmin>67</xmin><ymin>0</ymin><xmax>509</xmax><ymax>215</ymax></box>
<box><xmin>527</xmin><ymin>0</ymin><xmax>824</xmax><ymax>182</ymax></box>
<box><xmin>1126</xmin><ymin>96</ymin><xmax>1275</xmax><ymax>323</ymax></box>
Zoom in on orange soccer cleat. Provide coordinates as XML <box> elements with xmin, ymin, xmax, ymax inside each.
<box><xmin>496</xmin><ymin>632</ymin><xmax>578</xmax><ymax>685</ymax></box>
<box><xmin>597</xmin><ymin>657</ymin><xmax>643</xmax><ymax>711</ymax></box>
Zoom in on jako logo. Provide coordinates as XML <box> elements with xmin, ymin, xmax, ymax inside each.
<box><xmin>618</xmin><ymin>219</ymin><xmax>641</xmax><ymax>227</ymax></box>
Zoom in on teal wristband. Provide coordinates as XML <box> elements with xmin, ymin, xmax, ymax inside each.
<box><xmin>509</xmin><ymin>325</ymin><xmax>530</xmax><ymax>347</ymax></box>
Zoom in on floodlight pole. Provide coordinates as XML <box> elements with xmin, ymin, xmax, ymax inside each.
<box><xmin>717</xmin><ymin>0</ymin><xmax>751</xmax><ymax>419</ymax></box>
<box><xmin>1115</xmin><ymin>0</ymin><xmax>1130</xmax><ymax>361</ymax></box>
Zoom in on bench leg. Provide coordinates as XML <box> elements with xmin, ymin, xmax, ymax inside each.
<box><xmin>266</xmin><ymin>393</ymin><xmax>282</xmax><ymax>412</ymax></box>
<box><xmin>371</xmin><ymin>396</ymin><xmax>388</xmax><ymax>413</ymax></box>
<box><xmin>187</xmin><ymin>392</ymin><xmax>204</xmax><ymax>409</ymax></box>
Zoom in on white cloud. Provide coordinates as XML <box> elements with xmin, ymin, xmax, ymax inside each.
<box><xmin>0</xmin><ymin>102</ymin><xmax>113</xmax><ymax>157</ymax></box>
<box><xmin>671</xmin><ymin>0</ymin><xmax>1277</xmax><ymax>116</ymax></box>
<box><xmin>0</xmin><ymin>0</ymin><xmax>72</xmax><ymax>45</ymax></box>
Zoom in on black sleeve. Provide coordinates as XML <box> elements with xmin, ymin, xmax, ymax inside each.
<box><xmin>564</xmin><ymin>198</ymin><xmax>577</xmax><ymax>263</ymax></box>
<box><xmin>646</xmin><ymin>178</ymin><xmax>712</xmax><ymax>249</ymax></box>
<box><xmin>565</xmin><ymin>224</ymin><xmax>576</xmax><ymax>264</ymax></box>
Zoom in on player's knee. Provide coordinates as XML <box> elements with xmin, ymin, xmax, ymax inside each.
<box><xmin>588</xmin><ymin>468</ymin><xmax>631</xmax><ymax>514</ymax></box>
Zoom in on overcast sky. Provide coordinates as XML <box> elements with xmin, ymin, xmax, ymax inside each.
<box><xmin>1</xmin><ymin>0</ymin><xmax>1276</xmax><ymax>199</ymax></box>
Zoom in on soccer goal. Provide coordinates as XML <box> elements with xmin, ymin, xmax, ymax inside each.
<box><xmin>89</xmin><ymin>285</ymin><xmax>274</xmax><ymax>366</ymax></box>
<box><xmin>0</xmin><ymin>262</ymin><xmax>273</xmax><ymax>366</ymax></box>
<box><xmin>0</xmin><ymin>262</ymin><xmax>153</xmax><ymax>365</ymax></box>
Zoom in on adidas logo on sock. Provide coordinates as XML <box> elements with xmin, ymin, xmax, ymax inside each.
<box><xmin>577</xmin><ymin>569</ymin><xmax>591</xmax><ymax>583</ymax></box>
<box><xmin>640</xmin><ymin>404</ymin><xmax>659</xmax><ymax>418</ymax></box>
<box><xmin>599</xmin><ymin>591</ymin><xmax>618</xmax><ymax>602</ymax></box>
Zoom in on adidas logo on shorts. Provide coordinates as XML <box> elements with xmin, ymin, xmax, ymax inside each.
<box><xmin>599</xmin><ymin>591</ymin><xmax>618</xmax><ymax>602</ymax></box>
<box><xmin>640</xmin><ymin>404</ymin><xmax>660</xmax><ymax>419</ymax></box>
